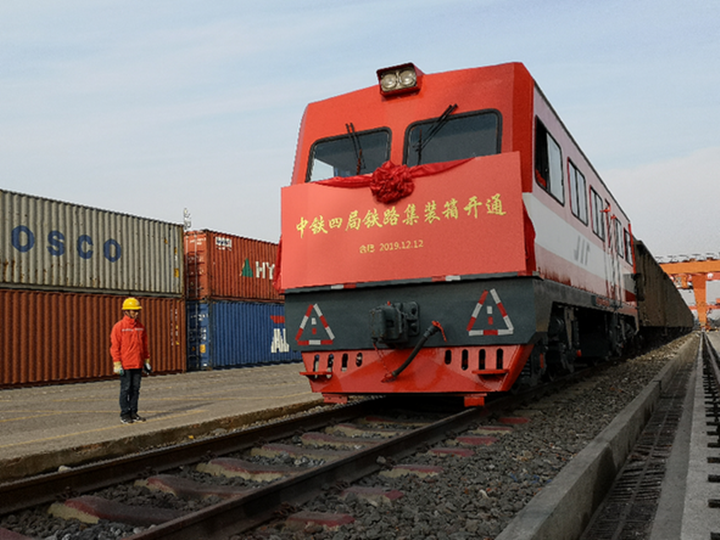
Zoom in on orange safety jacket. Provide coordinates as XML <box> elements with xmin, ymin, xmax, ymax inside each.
<box><xmin>110</xmin><ymin>315</ymin><xmax>149</xmax><ymax>369</ymax></box>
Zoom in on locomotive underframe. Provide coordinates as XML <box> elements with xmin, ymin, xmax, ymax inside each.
<box><xmin>286</xmin><ymin>275</ymin><xmax>638</xmax><ymax>406</ymax></box>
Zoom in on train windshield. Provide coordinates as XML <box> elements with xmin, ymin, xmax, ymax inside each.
<box><xmin>404</xmin><ymin>110</ymin><xmax>501</xmax><ymax>167</ymax></box>
<box><xmin>307</xmin><ymin>128</ymin><xmax>391</xmax><ymax>182</ymax></box>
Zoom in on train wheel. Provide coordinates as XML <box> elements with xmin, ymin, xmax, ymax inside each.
<box><xmin>545</xmin><ymin>307</ymin><xmax>579</xmax><ymax>377</ymax></box>
<box><xmin>542</xmin><ymin>369</ymin><xmax>556</xmax><ymax>383</ymax></box>
<box><xmin>516</xmin><ymin>344</ymin><xmax>547</xmax><ymax>389</ymax></box>
<box><xmin>546</xmin><ymin>342</ymin><xmax>576</xmax><ymax>378</ymax></box>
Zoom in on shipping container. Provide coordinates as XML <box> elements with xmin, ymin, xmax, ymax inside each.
<box><xmin>0</xmin><ymin>189</ymin><xmax>183</xmax><ymax>296</ymax></box>
<box><xmin>185</xmin><ymin>230</ymin><xmax>282</xmax><ymax>302</ymax></box>
<box><xmin>0</xmin><ymin>289</ymin><xmax>185</xmax><ymax>387</ymax></box>
<box><xmin>187</xmin><ymin>300</ymin><xmax>299</xmax><ymax>370</ymax></box>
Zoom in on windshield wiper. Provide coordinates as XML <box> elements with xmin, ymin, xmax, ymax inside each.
<box><xmin>346</xmin><ymin>122</ymin><xmax>365</xmax><ymax>175</ymax></box>
<box><xmin>414</xmin><ymin>103</ymin><xmax>458</xmax><ymax>165</ymax></box>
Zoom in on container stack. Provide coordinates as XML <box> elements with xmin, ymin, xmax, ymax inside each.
<box><xmin>0</xmin><ymin>190</ymin><xmax>186</xmax><ymax>386</ymax></box>
<box><xmin>185</xmin><ymin>230</ymin><xmax>298</xmax><ymax>370</ymax></box>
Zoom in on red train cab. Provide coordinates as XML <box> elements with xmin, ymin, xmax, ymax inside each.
<box><xmin>277</xmin><ymin>62</ymin><xmax>638</xmax><ymax>406</ymax></box>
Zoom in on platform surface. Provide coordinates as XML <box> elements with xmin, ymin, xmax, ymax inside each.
<box><xmin>0</xmin><ymin>362</ymin><xmax>322</xmax><ymax>481</ymax></box>
<box><xmin>649</xmin><ymin>331</ymin><xmax>720</xmax><ymax>540</ymax></box>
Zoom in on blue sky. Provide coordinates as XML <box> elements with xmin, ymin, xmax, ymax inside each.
<box><xmin>1</xmin><ymin>0</ymin><xmax>718</xmax><ymax>264</ymax></box>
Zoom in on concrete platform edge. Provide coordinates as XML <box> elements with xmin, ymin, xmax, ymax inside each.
<box><xmin>0</xmin><ymin>398</ymin><xmax>325</xmax><ymax>482</ymax></box>
<box><xmin>495</xmin><ymin>333</ymin><xmax>699</xmax><ymax>540</ymax></box>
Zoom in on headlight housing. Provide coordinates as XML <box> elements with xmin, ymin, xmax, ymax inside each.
<box><xmin>376</xmin><ymin>63</ymin><xmax>423</xmax><ymax>96</ymax></box>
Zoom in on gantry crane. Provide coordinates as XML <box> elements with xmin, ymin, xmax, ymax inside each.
<box><xmin>659</xmin><ymin>256</ymin><xmax>720</xmax><ymax>329</ymax></box>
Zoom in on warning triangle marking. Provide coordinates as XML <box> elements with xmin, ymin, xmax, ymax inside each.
<box><xmin>467</xmin><ymin>289</ymin><xmax>514</xmax><ymax>336</ymax></box>
<box><xmin>295</xmin><ymin>303</ymin><xmax>336</xmax><ymax>346</ymax></box>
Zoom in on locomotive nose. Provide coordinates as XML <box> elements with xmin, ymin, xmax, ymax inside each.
<box><xmin>369</xmin><ymin>302</ymin><xmax>419</xmax><ymax>347</ymax></box>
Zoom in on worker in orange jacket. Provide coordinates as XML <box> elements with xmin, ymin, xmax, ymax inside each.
<box><xmin>110</xmin><ymin>297</ymin><xmax>152</xmax><ymax>424</ymax></box>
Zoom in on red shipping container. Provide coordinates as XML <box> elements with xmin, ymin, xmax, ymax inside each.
<box><xmin>0</xmin><ymin>289</ymin><xmax>185</xmax><ymax>387</ymax></box>
<box><xmin>185</xmin><ymin>230</ymin><xmax>282</xmax><ymax>302</ymax></box>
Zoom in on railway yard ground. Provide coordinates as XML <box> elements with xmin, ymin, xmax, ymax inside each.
<box><xmin>0</xmin><ymin>361</ymin><xmax>321</xmax><ymax>482</ymax></box>
<box><xmin>2</xmin><ymin>332</ymin><xmax>720</xmax><ymax>539</ymax></box>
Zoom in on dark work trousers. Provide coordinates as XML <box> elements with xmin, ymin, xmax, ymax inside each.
<box><xmin>119</xmin><ymin>368</ymin><xmax>143</xmax><ymax>418</ymax></box>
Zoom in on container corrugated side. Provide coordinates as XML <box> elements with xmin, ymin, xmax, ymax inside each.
<box><xmin>0</xmin><ymin>289</ymin><xmax>186</xmax><ymax>386</ymax></box>
<box><xmin>635</xmin><ymin>240</ymin><xmax>693</xmax><ymax>329</ymax></box>
<box><xmin>187</xmin><ymin>300</ymin><xmax>299</xmax><ymax>370</ymax></box>
<box><xmin>0</xmin><ymin>189</ymin><xmax>183</xmax><ymax>295</ymax></box>
<box><xmin>185</xmin><ymin>230</ymin><xmax>282</xmax><ymax>302</ymax></box>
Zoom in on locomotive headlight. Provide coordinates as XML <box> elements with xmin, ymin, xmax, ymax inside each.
<box><xmin>399</xmin><ymin>69</ymin><xmax>416</xmax><ymax>87</ymax></box>
<box><xmin>380</xmin><ymin>72</ymin><xmax>399</xmax><ymax>92</ymax></box>
<box><xmin>377</xmin><ymin>63</ymin><xmax>423</xmax><ymax>96</ymax></box>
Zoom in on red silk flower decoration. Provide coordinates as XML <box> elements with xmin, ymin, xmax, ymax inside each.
<box><xmin>369</xmin><ymin>161</ymin><xmax>415</xmax><ymax>204</ymax></box>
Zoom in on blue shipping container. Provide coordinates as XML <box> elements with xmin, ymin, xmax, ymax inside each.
<box><xmin>187</xmin><ymin>300</ymin><xmax>300</xmax><ymax>370</ymax></box>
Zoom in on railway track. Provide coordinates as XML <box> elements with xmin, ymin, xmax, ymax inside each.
<box><xmin>1</xmin><ymin>374</ymin><xmax>570</xmax><ymax>539</ymax></box>
<box><xmin>126</xmin><ymin>401</ymin><xmax>493</xmax><ymax>539</ymax></box>
<box><xmin>0</xmin><ymin>337</ymin><xmax>695</xmax><ymax>539</ymax></box>
<box><xmin>0</xmin><ymin>395</ymin><xmax>512</xmax><ymax>539</ymax></box>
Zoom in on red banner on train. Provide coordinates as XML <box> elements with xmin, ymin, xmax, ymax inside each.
<box><xmin>280</xmin><ymin>153</ymin><xmax>526</xmax><ymax>289</ymax></box>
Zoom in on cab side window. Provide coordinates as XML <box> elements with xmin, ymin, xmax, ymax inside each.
<box><xmin>569</xmin><ymin>160</ymin><xmax>588</xmax><ymax>224</ymax></box>
<box><xmin>624</xmin><ymin>229</ymin><xmax>634</xmax><ymax>265</ymax></box>
<box><xmin>590</xmin><ymin>188</ymin><xmax>606</xmax><ymax>241</ymax></box>
<box><xmin>613</xmin><ymin>218</ymin><xmax>623</xmax><ymax>255</ymax></box>
<box><xmin>534</xmin><ymin>118</ymin><xmax>564</xmax><ymax>204</ymax></box>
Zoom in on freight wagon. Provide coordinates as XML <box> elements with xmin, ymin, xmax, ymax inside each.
<box><xmin>634</xmin><ymin>240</ymin><xmax>695</xmax><ymax>339</ymax></box>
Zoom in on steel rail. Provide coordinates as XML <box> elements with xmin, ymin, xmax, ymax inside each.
<box><xmin>703</xmin><ymin>332</ymin><xmax>720</xmax><ymax>388</ymax></box>
<box><xmin>126</xmin><ymin>404</ymin><xmax>486</xmax><ymax>540</ymax></box>
<box><xmin>701</xmin><ymin>333</ymin><xmax>720</xmax><ymax>532</ymax></box>
<box><xmin>127</xmin><ymin>381</ymin><xmax>578</xmax><ymax>539</ymax></box>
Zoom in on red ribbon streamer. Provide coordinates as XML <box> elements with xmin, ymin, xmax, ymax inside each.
<box><xmin>316</xmin><ymin>159</ymin><xmax>472</xmax><ymax>204</ymax></box>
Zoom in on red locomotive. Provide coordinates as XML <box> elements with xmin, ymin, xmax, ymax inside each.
<box><xmin>277</xmin><ymin>62</ymin><xmax>691</xmax><ymax>406</ymax></box>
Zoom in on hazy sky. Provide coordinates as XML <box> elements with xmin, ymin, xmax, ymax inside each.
<box><xmin>1</xmin><ymin>0</ymin><xmax>718</xmax><ymax>264</ymax></box>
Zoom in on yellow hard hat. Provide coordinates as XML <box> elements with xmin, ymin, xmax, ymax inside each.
<box><xmin>122</xmin><ymin>297</ymin><xmax>142</xmax><ymax>311</ymax></box>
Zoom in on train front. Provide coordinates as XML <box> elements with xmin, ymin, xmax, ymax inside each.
<box><xmin>279</xmin><ymin>63</ymin><xmax>540</xmax><ymax>407</ymax></box>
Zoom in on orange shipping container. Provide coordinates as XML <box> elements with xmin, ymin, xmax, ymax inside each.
<box><xmin>185</xmin><ymin>230</ymin><xmax>282</xmax><ymax>302</ymax></box>
<box><xmin>0</xmin><ymin>289</ymin><xmax>185</xmax><ymax>387</ymax></box>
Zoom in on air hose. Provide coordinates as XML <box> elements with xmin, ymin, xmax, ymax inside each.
<box><xmin>382</xmin><ymin>321</ymin><xmax>445</xmax><ymax>382</ymax></box>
